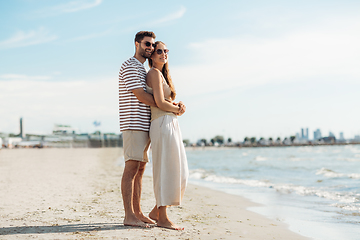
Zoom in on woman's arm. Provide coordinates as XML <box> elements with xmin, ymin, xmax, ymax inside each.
<box><xmin>147</xmin><ymin>70</ymin><xmax>180</xmax><ymax>114</ymax></box>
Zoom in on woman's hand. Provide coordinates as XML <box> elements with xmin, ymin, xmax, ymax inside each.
<box><xmin>173</xmin><ymin>101</ymin><xmax>186</xmax><ymax>116</ymax></box>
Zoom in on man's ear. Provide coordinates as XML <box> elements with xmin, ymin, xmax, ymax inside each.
<box><xmin>135</xmin><ymin>41</ymin><xmax>139</xmax><ymax>50</ymax></box>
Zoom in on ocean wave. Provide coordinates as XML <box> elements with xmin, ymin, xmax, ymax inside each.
<box><xmin>288</xmin><ymin>157</ymin><xmax>313</xmax><ymax>161</ymax></box>
<box><xmin>254</xmin><ymin>156</ymin><xmax>267</xmax><ymax>161</ymax></box>
<box><xmin>274</xmin><ymin>185</ymin><xmax>360</xmax><ymax>204</ymax></box>
<box><xmin>347</xmin><ymin>146</ymin><xmax>360</xmax><ymax>153</ymax></box>
<box><xmin>316</xmin><ymin>167</ymin><xmax>360</xmax><ymax>179</ymax></box>
<box><xmin>336</xmin><ymin>157</ymin><xmax>360</xmax><ymax>162</ymax></box>
<box><xmin>189</xmin><ymin>168</ymin><xmax>360</xmax><ymax>207</ymax></box>
<box><xmin>189</xmin><ymin>169</ymin><xmax>271</xmax><ymax>186</ymax></box>
<box><xmin>331</xmin><ymin>203</ymin><xmax>360</xmax><ymax>212</ymax></box>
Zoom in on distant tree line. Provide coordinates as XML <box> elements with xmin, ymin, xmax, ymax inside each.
<box><xmin>183</xmin><ymin>135</ymin><xmax>233</xmax><ymax>146</ymax></box>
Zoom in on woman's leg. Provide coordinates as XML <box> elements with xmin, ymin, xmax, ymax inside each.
<box><xmin>157</xmin><ymin>206</ymin><xmax>184</xmax><ymax>230</ymax></box>
<box><xmin>149</xmin><ymin>205</ymin><xmax>159</xmax><ymax>222</ymax></box>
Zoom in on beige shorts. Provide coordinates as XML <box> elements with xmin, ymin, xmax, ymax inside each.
<box><xmin>122</xmin><ymin>130</ymin><xmax>150</xmax><ymax>162</ymax></box>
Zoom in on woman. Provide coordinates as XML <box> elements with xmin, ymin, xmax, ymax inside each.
<box><xmin>146</xmin><ymin>41</ymin><xmax>189</xmax><ymax>230</ymax></box>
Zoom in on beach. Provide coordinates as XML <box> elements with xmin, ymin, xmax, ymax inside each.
<box><xmin>0</xmin><ymin>148</ymin><xmax>309</xmax><ymax>239</ymax></box>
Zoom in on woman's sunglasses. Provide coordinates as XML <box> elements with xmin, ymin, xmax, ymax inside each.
<box><xmin>143</xmin><ymin>41</ymin><xmax>156</xmax><ymax>48</ymax></box>
<box><xmin>156</xmin><ymin>49</ymin><xmax>170</xmax><ymax>55</ymax></box>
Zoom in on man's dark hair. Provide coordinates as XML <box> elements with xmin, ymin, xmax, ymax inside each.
<box><xmin>134</xmin><ymin>31</ymin><xmax>156</xmax><ymax>43</ymax></box>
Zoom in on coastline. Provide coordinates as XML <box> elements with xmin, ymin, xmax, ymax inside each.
<box><xmin>187</xmin><ymin>142</ymin><xmax>360</xmax><ymax>149</ymax></box>
<box><xmin>0</xmin><ymin>148</ymin><xmax>310</xmax><ymax>239</ymax></box>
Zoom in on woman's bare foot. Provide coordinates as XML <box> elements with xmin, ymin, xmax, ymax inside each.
<box><xmin>149</xmin><ymin>206</ymin><xmax>159</xmax><ymax>222</ymax></box>
<box><xmin>157</xmin><ymin>219</ymin><xmax>184</xmax><ymax>230</ymax></box>
<box><xmin>156</xmin><ymin>206</ymin><xmax>183</xmax><ymax>230</ymax></box>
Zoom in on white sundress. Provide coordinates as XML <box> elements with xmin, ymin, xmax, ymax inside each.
<box><xmin>146</xmin><ymin>78</ymin><xmax>188</xmax><ymax>207</ymax></box>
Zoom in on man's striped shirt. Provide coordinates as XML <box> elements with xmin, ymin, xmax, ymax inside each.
<box><xmin>118</xmin><ymin>57</ymin><xmax>150</xmax><ymax>132</ymax></box>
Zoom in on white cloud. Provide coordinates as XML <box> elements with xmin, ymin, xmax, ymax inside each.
<box><xmin>150</xmin><ymin>6</ymin><xmax>186</xmax><ymax>25</ymax></box>
<box><xmin>125</xmin><ymin>6</ymin><xmax>186</xmax><ymax>32</ymax></box>
<box><xmin>57</xmin><ymin>0</ymin><xmax>103</xmax><ymax>13</ymax></box>
<box><xmin>68</xmin><ymin>28</ymin><xmax>113</xmax><ymax>42</ymax></box>
<box><xmin>172</xmin><ymin>19</ymin><xmax>360</xmax><ymax>97</ymax></box>
<box><xmin>169</xmin><ymin>16</ymin><xmax>360</xmax><ymax>141</ymax></box>
<box><xmin>0</xmin><ymin>77</ymin><xmax>118</xmax><ymax>134</ymax></box>
<box><xmin>0</xmin><ymin>74</ymin><xmax>52</xmax><ymax>81</ymax></box>
<box><xmin>35</xmin><ymin>0</ymin><xmax>103</xmax><ymax>16</ymax></box>
<box><xmin>0</xmin><ymin>28</ymin><xmax>57</xmax><ymax>49</ymax></box>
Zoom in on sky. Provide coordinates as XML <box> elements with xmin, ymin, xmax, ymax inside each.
<box><xmin>1</xmin><ymin>0</ymin><xmax>360</xmax><ymax>143</ymax></box>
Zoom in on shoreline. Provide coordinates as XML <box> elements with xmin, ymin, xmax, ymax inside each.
<box><xmin>0</xmin><ymin>148</ymin><xmax>310</xmax><ymax>239</ymax></box>
<box><xmin>187</xmin><ymin>142</ymin><xmax>360</xmax><ymax>149</ymax></box>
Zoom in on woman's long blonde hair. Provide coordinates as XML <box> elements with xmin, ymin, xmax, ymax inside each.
<box><xmin>148</xmin><ymin>41</ymin><xmax>176</xmax><ymax>100</ymax></box>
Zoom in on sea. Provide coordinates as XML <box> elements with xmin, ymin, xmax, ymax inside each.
<box><xmin>143</xmin><ymin>145</ymin><xmax>360</xmax><ymax>240</ymax></box>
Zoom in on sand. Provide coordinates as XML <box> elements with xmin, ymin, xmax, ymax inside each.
<box><xmin>0</xmin><ymin>148</ymin><xmax>310</xmax><ymax>239</ymax></box>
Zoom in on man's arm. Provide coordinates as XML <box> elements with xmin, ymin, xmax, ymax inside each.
<box><xmin>131</xmin><ymin>88</ymin><xmax>157</xmax><ymax>107</ymax></box>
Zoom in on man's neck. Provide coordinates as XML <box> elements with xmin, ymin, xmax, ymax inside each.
<box><xmin>133</xmin><ymin>53</ymin><xmax>146</xmax><ymax>64</ymax></box>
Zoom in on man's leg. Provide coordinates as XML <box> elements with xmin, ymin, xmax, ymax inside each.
<box><xmin>133</xmin><ymin>161</ymin><xmax>155</xmax><ymax>224</ymax></box>
<box><xmin>121</xmin><ymin>160</ymin><xmax>148</xmax><ymax>227</ymax></box>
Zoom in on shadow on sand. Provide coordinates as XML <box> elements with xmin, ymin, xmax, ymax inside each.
<box><xmin>0</xmin><ymin>223</ymin><xmax>141</xmax><ymax>236</ymax></box>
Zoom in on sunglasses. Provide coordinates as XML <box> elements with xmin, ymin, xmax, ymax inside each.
<box><xmin>142</xmin><ymin>41</ymin><xmax>156</xmax><ymax>48</ymax></box>
<box><xmin>156</xmin><ymin>49</ymin><xmax>170</xmax><ymax>55</ymax></box>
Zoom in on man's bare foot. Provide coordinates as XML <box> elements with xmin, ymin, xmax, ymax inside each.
<box><xmin>136</xmin><ymin>213</ymin><xmax>156</xmax><ymax>224</ymax></box>
<box><xmin>157</xmin><ymin>219</ymin><xmax>184</xmax><ymax>230</ymax></box>
<box><xmin>149</xmin><ymin>207</ymin><xmax>159</xmax><ymax>222</ymax></box>
<box><xmin>124</xmin><ymin>216</ymin><xmax>150</xmax><ymax>228</ymax></box>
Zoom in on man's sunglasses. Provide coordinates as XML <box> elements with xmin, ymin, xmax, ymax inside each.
<box><xmin>156</xmin><ymin>49</ymin><xmax>170</xmax><ymax>55</ymax></box>
<box><xmin>142</xmin><ymin>41</ymin><xmax>156</xmax><ymax>48</ymax></box>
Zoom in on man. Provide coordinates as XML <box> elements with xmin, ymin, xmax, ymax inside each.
<box><xmin>118</xmin><ymin>31</ymin><xmax>157</xmax><ymax>227</ymax></box>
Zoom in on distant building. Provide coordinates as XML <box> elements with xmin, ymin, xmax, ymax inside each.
<box><xmin>306</xmin><ymin>128</ymin><xmax>309</xmax><ymax>140</ymax></box>
<box><xmin>196</xmin><ymin>139</ymin><xmax>205</xmax><ymax>147</ymax></box>
<box><xmin>321</xmin><ymin>136</ymin><xmax>336</xmax><ymax>143</ymax></box>
<box><xmin>301</xmin><ymin>128</ymin><xmax>309</xmax><ymax>140</ymax></box>
<box><xmin>258</xmin><ymin>138</ymin><xmax>268</xmax><ymax>145</ymax></box>
<box><xmin>314</xmin><ymin>129</ymin><xmax>322</xmax><ymax>140</ymax></box>
<box><xmin>4</xmin><ymin>137</ymin><xmax>22</xmax><ymax>148</ymax></box>
<box><xmin>339</xmin><ymin>132</ymin><xmax>345</xmax><ymax>141</ymax></box>
<box><xmin>53</xmin><ymin>124</ymin><xmax>78</xmax><ymax>135</ymax></box>
<box><xmin>20</xmin><ymin>117</ymin><xmax>24</xmax><ymax>138</ymax></box>
<box><xmin>329</xmin><ymin>131</ymin><xmax>335</xmax><ymax>138</ymax></box>
<box><xmin>283</xmin><ymin>138</ymin><xmax>291</xmax><ymax>145</ymax></box>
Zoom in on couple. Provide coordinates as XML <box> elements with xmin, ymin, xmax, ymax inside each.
<box><xmin>118</xmin><ymin>31</ymin><xmax>189</xmax><ymax>230</ymax></box>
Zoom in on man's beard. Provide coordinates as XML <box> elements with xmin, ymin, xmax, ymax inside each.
<box><xmin>140</xmin><ymin>47</ymin><xmax>151</xmax><ymax>59</ymax></box>
<box><xmin>141</xmin><ymin>52</ymin><xmax>150</xmax><ymax>59</ymax></box>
